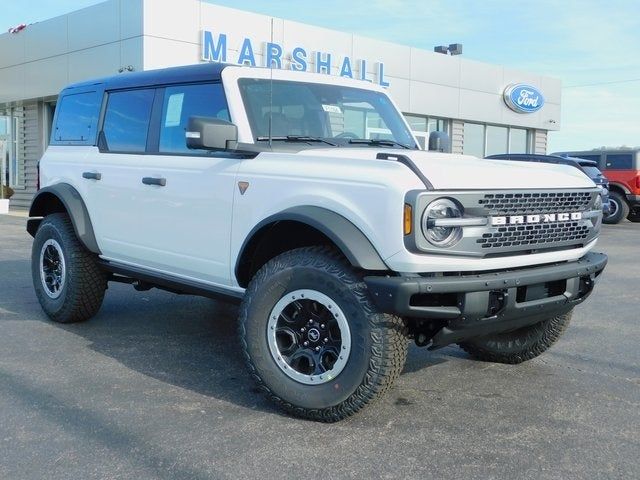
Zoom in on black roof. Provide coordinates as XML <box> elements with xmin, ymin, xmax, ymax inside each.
<box><xmin>63</xmin><ymin>62</ymin><xmax>234</xmax><ymax>92</ymax></box>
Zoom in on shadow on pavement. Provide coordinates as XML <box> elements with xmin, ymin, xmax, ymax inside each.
<box><xmin>1</xmin><ymin>256</ymin><xmax>461</xmax><ymax>417</ymax></box>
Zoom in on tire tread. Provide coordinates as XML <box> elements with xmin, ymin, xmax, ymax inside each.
<box><xmin>32</xmin><ymin>213</ymin><xmax>106</xmax><ymax>323</ymax></box>
<box><xmin>239</xmin><ymin>246</ymin><xmax>407</xmax><ymax>422</ymax></box>
<box><xmin>458</xmin><ymin>311</ymin><xmax>572</xmax><ymax>364</ymax></box>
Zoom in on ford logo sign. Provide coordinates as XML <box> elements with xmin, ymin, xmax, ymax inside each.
<box><xmin>503</xmin><ymin>84</ymin><xmax>545</xmax><ymax>114</ymax></box>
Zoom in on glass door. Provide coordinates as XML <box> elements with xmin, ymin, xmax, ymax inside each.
<box><xmin>0</xmin><ymin>115</ymin><xmax>9</xmax><ymax>193</ymax></box>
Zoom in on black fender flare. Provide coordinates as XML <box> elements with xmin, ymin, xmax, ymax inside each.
<box><xmin>235</xmin><ymin>206</ymin><xmax>389</xmax><ymax>282</ymax></box>
<box><xmin>27</xmin><ymin>184</ymin><xmax>101</xmax><ymax>254</ymax></box>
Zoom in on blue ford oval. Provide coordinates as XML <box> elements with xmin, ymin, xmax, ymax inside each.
<box><xmin>504</xmin><ymin>84</ymin><xmax>545</xmax><ymax>113</ymax></box>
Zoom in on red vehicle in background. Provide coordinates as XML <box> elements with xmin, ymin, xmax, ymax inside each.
<box><xmin>554</xmin><ymin>149</ymin><xmax>640</xmax><ymax>224</ymax></box>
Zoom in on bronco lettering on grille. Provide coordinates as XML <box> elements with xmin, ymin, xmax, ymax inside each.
<box><xmin>491</xmin><ymin>212</ymin><xmax>582</xmax><ymax>226</ymax></box>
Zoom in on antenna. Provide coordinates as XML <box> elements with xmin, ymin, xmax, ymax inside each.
<box><xmin>268</xmin><ymin>17</ymin><xmax>274</xmax><ymax>148</ymax></box>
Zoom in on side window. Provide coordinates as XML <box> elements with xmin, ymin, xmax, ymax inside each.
<box><xmin>605</xmin><ymin>153</ymin><xmax>633</xmax><ymax>170</ymax></box>
<box><xmin>159</xmin><ymin>83</ymin><xmax>230</xmax><ymax>154</ymax></box>
<box><xmin>102</xmin><ymin>89</ymin><xmax>155</xmax><ymax>153</ymax></box>
<box><xmin>54</xmin><ymin>91</ymin><xmax>100</xmax><ymax>144</ymax></box>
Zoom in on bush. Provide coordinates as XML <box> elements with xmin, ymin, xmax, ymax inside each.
<box><xmin>0</xmin><ymin>184</ymin><xmax>14</xmax><ymax>199</ymax></box>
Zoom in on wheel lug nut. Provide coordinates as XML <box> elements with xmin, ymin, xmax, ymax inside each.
<box><xmin>324</xmin><ymin>338</ymin><xmax>328</xmax><ymax>343</ymax></box>
<box><xmin>303</xmin><ymin>341</ymin><xmax>309</xmax><ymax>347</ymax></box>
<box><xmin>300</xmin><ymin>327</ymin><xmax>305</xmax><ymax>332</ymax></box>
<box><xmin>315</xmin><ymin>346</ymin><xmax>320</xmax><ymax>351</ymax></box>
<box><xmin>320</xmin><ymin>324</ymin><xmax>325</xmax><ymax>329</ymax></box>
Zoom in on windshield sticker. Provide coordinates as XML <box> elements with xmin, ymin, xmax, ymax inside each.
<box><xmin>322</xmin><ymin>104</ymin><xmax>342</xmax><ymax>114</ymax></box>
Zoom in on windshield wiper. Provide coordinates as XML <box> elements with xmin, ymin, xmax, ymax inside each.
<box><xmin>256</xmin><ymin>135</ymin><xmax>337</xmax><ymax>146</ymax></box>
<box><xmin>348</xmin><ymin>139</ymin><xmax>412</xmax><ymax>149</ymax></box>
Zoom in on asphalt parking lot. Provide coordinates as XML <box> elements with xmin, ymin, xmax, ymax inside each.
<box><xmin>0</xmin><ymin>214</ymin><xmax>638</xmax><ymax>480</ymax></box>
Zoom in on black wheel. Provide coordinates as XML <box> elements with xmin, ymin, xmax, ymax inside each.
<box><xmin>458</xmin><ymin>311</ymin><xmax>572</xmax><ymax>364</ymax></box>
<box><xmin>603</xmin><ymin>191</ymin><xmax>629</xmax><ymax>224</ymax></box>
<box><xmin>239</xmin><ymin>246</ymin><xmax>408</xmax><ymax>422</ymax></box>
<box><xmin>31</xmin><ymin>213</ymin><xmax>107</xmax><ymax>323</ymax></box>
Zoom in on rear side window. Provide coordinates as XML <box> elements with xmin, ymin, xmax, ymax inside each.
<box><xmin>102</xmin><ymin>89</ymin><xmax>155</xmax><ymax>153</ymax></box>
<box><xmin>605</xmin><ymin>153</ymin><xmax>634</xmax><ymax>170</ymax></box>
<box><xmin>159</xmin><ymin>83</ymin><xmax>230</xmax><ymax>154</ymax></box>
<box><xmin>53</xmin><ymin>91</ymin><xmax>100</xmax><ymax>144</ymax></box>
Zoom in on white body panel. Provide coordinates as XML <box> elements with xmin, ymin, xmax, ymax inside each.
<box><xmin>42</xmin><ymin>146</ymin><xmax>240</xmax><ymax>287</ymax></box>
<box><xmin>229</xmin><ymin>149</ymin><xmax>596</xmax><ymax>284</ymax></box>
<box><xmin>292</xmin><ymin>148</ymin><xmax>594</xmax><ymax>191</ymax></box>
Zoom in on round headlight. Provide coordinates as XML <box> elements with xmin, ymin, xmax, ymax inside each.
<box><xmin>421</xmin><ymin>198</ymin><xmax>463</xmax><ymax>247</ymax></box>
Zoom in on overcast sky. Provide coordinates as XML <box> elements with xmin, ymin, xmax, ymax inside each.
<box><xmin>3</xmin><ymin>0</ymin><xmax>639</xmax><ymax>151</ymax></box>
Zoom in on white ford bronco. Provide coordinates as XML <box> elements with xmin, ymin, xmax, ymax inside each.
<box><xmin>28</xmin><ymin>63</ymin><xmax>607</xmax><ymax>421</ymax></box>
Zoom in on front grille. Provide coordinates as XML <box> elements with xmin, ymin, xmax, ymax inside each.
<box><xmin>477</xmin><ymin>221</ymin><xmax>590</xmax><ymax>250</ymax></box>
<box><xmin>479</xmin><ymin>191</ymin><xmax>592</xmax><ymax>215</ymax></box>
<box><xmin>412</xmin><ymin>188</ymin><xmax>600</xmax><ymax>257</ymax></box>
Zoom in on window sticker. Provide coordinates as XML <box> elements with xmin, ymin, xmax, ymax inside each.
<box><xmin>165</xmin><ymin>93</ymin><xmax>184</xmax><ymax>127</ymax></box>
<box><xmin>322</xmin><ymin>104</ymin><xmax>342</xmax><ymax>114</ymax></box>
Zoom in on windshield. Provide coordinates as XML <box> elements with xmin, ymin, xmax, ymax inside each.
<box><xmin>238</xmin><ymin>79</ymin><xmax>417</xmax><ymax>149</ymax></box>
<box><xmin>581</xmin><ymin>166</ymin><xmax>603</xmax><ymax>178</ymax></box>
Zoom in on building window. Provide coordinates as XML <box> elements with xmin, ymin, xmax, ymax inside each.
<box><xmin>0</xmin><ymin>110</ymin><xmax>23</xmax><ymax>188</ymax></box>
<box><xmin>403</xmin><ymin>114</ymin><xmax>450</xmax><ymax>149</ymax></box>
<box><xmin>103</xmin><ymin>89</ymin><xmax>155</xmax><ymax>153</ymax></box>
<box><xmin>0</xmin><ymin>116</ymin><xmax>7</xmax><ymax>189</ymax></box>
<box><xmin>463</xmin><ymin>122</ymin><xmax>531</xmax><ymax>157</ymax></box>
<box><xmin>485</xmin><ymin>125</ymin><xmax>508</xmax><ymax>156</ymax></box>
<box><xmin>509</xmin><ymin>128</ymin><xmax>528</xmax><ymax>154</ymax></box>
<box><xmin>463</xmin><ymin>122</ymin><xmax>485</xmax><ymax>157</ymax></box>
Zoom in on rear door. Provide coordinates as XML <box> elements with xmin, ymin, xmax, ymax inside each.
<box><xmin>88</xmin><ymin>83</ymin><xmax>241</xmax><ymax>286</ymax></box>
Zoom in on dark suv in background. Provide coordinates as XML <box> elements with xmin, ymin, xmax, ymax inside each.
<box><xmin>485</xmin><ymin>153</ymin><xmax>612</xmax><ymax>219</ymax></box>
<box><xmin>553</xmin><ymin>149</ymin><xmax>640</xmax><ymax>224</ymax></box>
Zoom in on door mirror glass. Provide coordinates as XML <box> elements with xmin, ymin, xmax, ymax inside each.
<box><xmin>186</xmin><ymin>116</ymin><xmax>238</xmax><ymax>151</ymax></box>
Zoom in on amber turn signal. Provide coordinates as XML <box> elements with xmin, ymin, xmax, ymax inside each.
<box><xmin>404</xmin><ymin>204</ymin><xmax>413</xmax><ymax>235</ymax></box>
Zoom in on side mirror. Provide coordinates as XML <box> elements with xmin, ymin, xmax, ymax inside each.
<box><xmin>186</xmin><ymin>116</ymin><xmax>238</xmax><ymax>151</ymax></box>
<box><xmin>428</xmin><ymin>131</ymin><xmax>451</xmax><ymax>153</ymax></box>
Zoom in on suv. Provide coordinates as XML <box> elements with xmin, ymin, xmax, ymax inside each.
<box><xmin>485</xmin><ymin>154</ymin><xmax>611</xmax><ymax>217</ymax></box>
<box><xmin>27</xmin><ymin>64</ymin><xmax>607</xmax><ymax>421</ymax></box>
<box><xmin>554</xmin><ymin>149</ymin><xmax>640</xmax><ymax>224</ymax></box>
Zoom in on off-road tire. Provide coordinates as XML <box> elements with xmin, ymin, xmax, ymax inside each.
<box><xmin>458</xmin><ymin>310</ymin><xmax>573</xmax><ymax>364</ymax></box>
<box><xmin>239</xmin><ymin>246</ymin><xmax>408</xmax><ymax>422</ymax></box>
<box><xmin>31</xmin><ymin>213</ymin><xmax>107</xmax><ymax>323</ymax></box>
<box><xmin>603</xmin><ymin>191</ymin><xmax>629</xmax><ymax>224</ymax></box>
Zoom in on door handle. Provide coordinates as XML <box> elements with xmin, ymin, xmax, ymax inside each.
<box><xmin>142</xmin><ymin>177</ymin><xmax>167</xmax><ymax>187</ymax></box>
<box><xmin>82</xmin><ymin>171</ymin><xmax>101</xmax><ymax>180</ymax></box>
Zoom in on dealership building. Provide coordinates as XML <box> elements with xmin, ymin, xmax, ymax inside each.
<box><xmin>0</xmin><ymin>0</ymin><xmax>561</xmax><ymax>209</ymax></box>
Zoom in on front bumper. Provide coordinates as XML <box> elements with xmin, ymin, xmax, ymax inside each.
<box><xmin>365</xmin><ymin>252</ymin><xmax>607</xmax><ymax>348</ymax></box>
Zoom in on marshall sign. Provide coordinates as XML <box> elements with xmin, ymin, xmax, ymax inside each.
<box><xmin>201</xmin><ymin>30</ymin><xmax>390</xmax><ymax>87</ymax></box>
